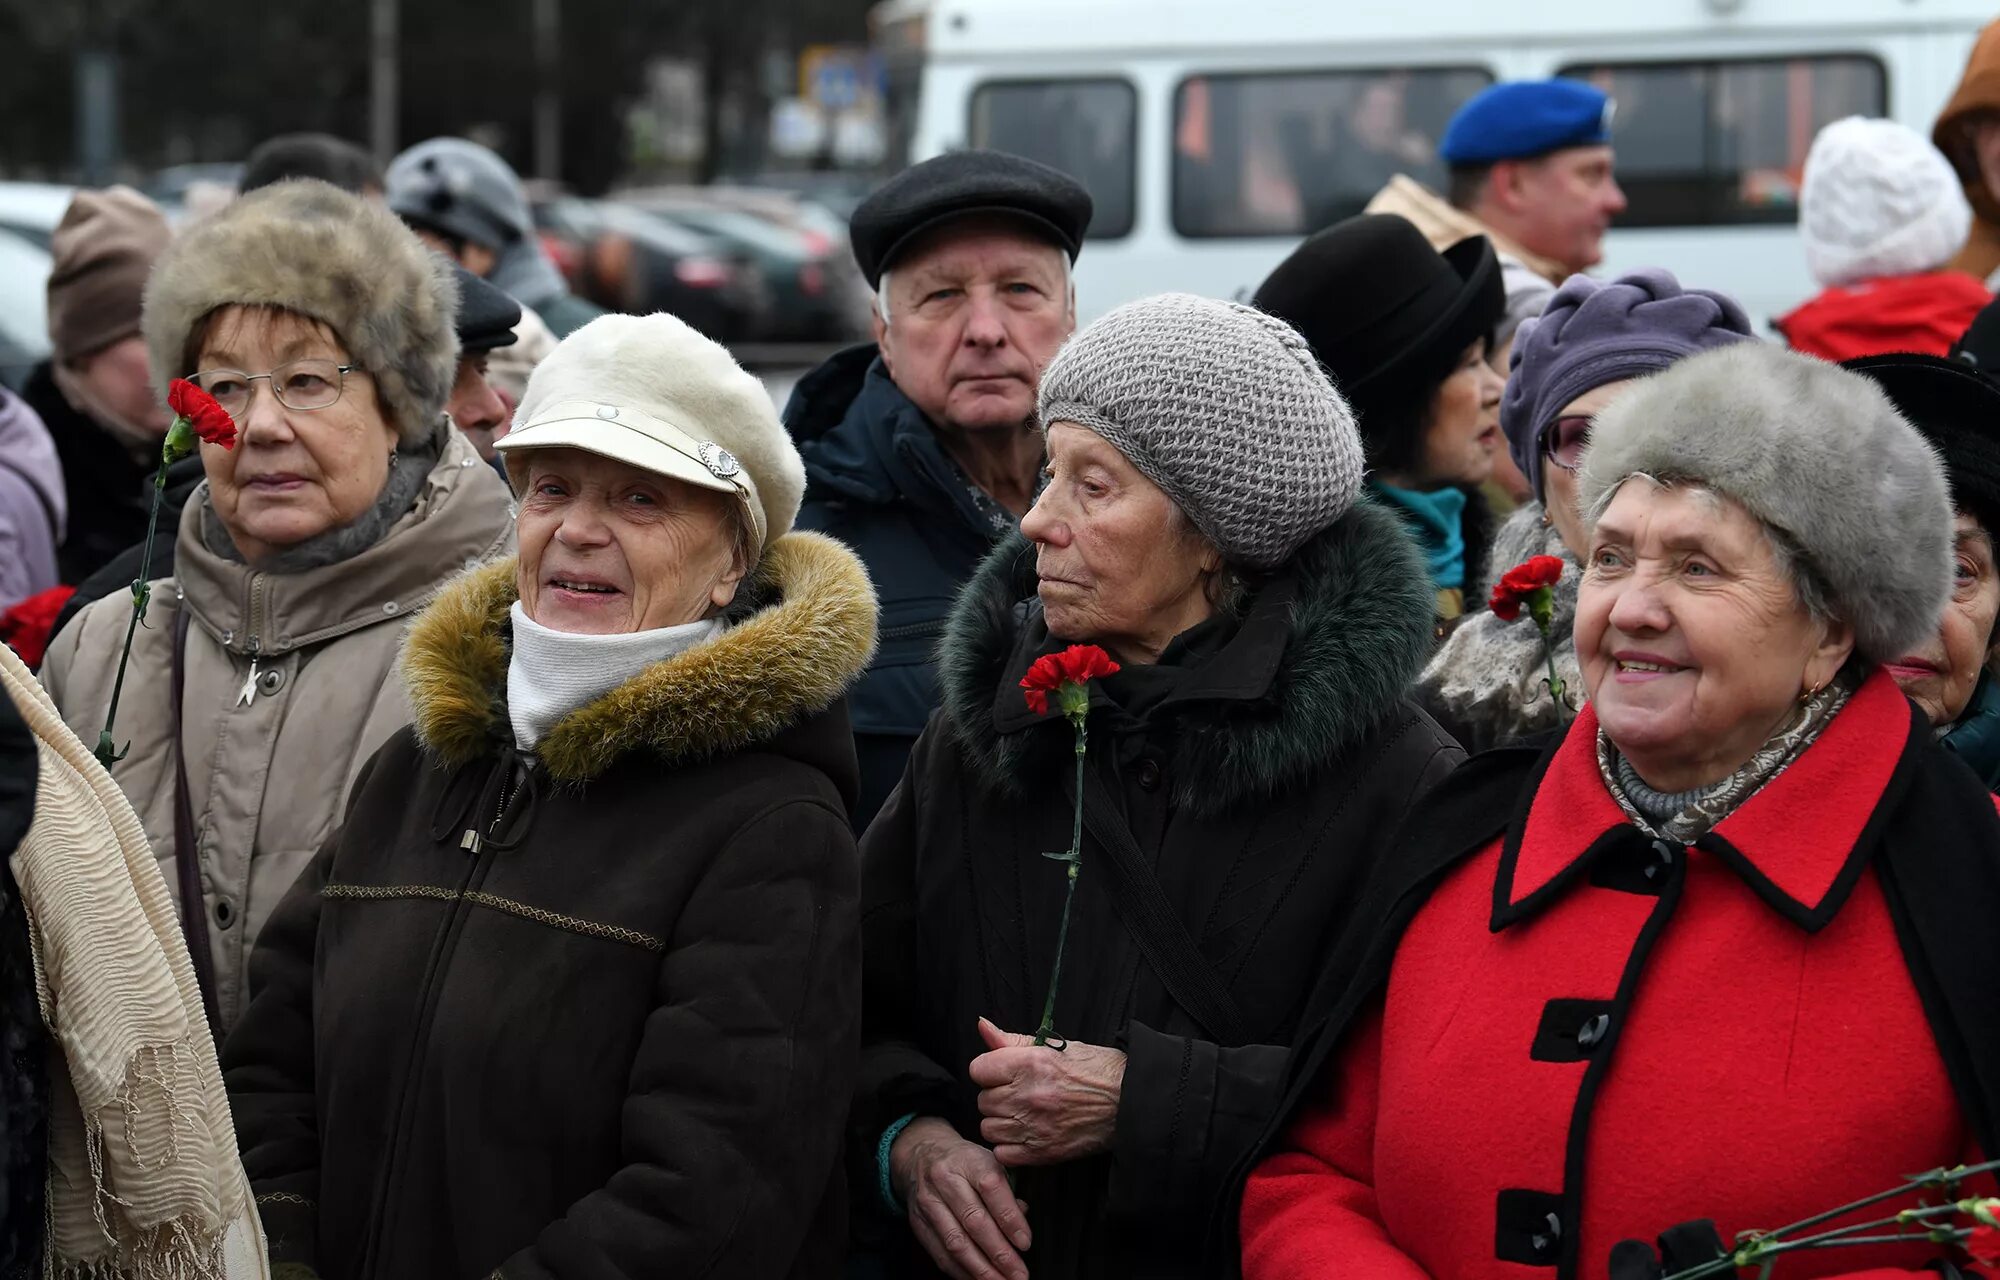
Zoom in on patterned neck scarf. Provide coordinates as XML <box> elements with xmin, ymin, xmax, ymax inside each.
<box><xmin>1597</xmin><ymin>670</ymin><xmax>1855</xmax><ymax>845</ymax></box>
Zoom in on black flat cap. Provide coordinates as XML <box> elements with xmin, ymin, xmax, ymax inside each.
<box><xmin>452</xmin><ymin>263</ymin><xmax>520</xmax><ymax>355</ymax></box>
<box><xmin>849</xmin><ymin>149</ymin><xmax>1093</xmax><ymax>288</ymax></box>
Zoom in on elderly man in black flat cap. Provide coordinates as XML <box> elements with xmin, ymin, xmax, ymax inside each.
<box><xmin>784</xmin><ymin>150</ymin><xmax>1092</xmax><ymax>832</ymax></box>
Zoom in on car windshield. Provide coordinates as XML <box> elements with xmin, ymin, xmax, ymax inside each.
<box><xmin>591</xmin><ymin>201</ymin><xmax>725</xmax><ymax>256</ymax></box>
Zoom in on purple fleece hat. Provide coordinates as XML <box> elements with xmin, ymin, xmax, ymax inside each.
<box><xmin>1502</xmin><ymin>268</ymin><xmax>1756</xmax><ymax>502</ymax></box>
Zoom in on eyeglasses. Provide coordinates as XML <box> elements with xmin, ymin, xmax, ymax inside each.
<box><xmin>1543</xmin><ymin>414</ymin><xmax>1592</xmax><ymax>472</ymax></box>
<box><xmin>189</xmin><ymin>359</ymin><xmax>360</xmax><ymax>417</ymax></box>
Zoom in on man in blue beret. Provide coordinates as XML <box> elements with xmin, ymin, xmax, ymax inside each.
<box><xmin>783</xmin><ymin>150</ymin><xmax>1091</xmax><ymax>834</ymax></box>
<box><xmin>1369</xmin><ymin>78</ymin><xmax>1626</xmax><ymax>366</ymax></box>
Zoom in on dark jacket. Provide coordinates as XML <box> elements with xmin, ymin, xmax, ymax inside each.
<box><xmin>854</xmin><ymin>498</ymin><xmax>1464</xmax><ymax>1279</ymax></box>
<box><xmin>20</xmin><ymin>362</ymin><xmax>154</xmax><ymax>588</ymax></box>
<box><xmin>49</xmin><ymin>454</ymin><xmax>204</xmax><ymax>639</ymax></box>
<box><xmin>0</xmin><ymin>687</ymin><xmax>41</xmax><ymax>1279</ymax></box>
<box><xmin>222</xmin><ymin>531</ymin><xmax>879</xmax><ymax>1280</ymax></box>
<box><xmin>1233</xmin><ymin>673</ymin><xmax>2000</xmax><ymax>1279</ymax></box>
<box><xmin>1944</xmin><ymin>669</ymin><xmax>2000</xmax><ymax>790</ymax></box>
<box><xmin>786</xmin><ymin>344</ymin><xmax>1015</xmax><ymax>832</ymax></box>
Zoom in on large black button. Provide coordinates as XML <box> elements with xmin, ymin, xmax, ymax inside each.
<box><xmin>1589</xmin><ymin>836</ymin><xmax>1677</xmax><ymax>896</ymax></box>
<box><xmin>1531</xmin><ymin>998</ymin><xmax>1615</xmax><ymax>1062</ymax></box>
<box><xmin>1136</xmin><ymin>758</ymin><xmax>1162</xmax><ymax>792</ymax></box>
<box><xmin>1496</xmin><ymin>1189</ymin><xmax>1564</xmax><ymax>1266</ymax></box>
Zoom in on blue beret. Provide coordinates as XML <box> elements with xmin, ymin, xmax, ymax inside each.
<box><xmin>1439</xmin><ymin>79</ymin><xmax>1614</xmax><ymax>166</ymax></box>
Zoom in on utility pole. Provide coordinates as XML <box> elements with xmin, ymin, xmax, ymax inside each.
<box><xmin>533</xmin><ymin>0</ymin><xmax>561</xmax><ymax>181</ymax></box>
<box><xmin>370</xmin><ymin>0</ymin><xmax>399</xmax><ymax>164</ymax></box>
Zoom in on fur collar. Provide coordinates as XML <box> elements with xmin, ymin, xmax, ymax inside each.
<box><xmin>939</xmin><ymin>498</ymin><xmax>1435</xmax><ymax>815</ymax></box>
<box><xmin>403</xmin><ymin>531</ymin><xmax>878</xmax><ymax>782</ymax></box>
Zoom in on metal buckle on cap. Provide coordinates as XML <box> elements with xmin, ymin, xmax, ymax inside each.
<box><xmin>698</xmin><ymin>441</ymin><xmax>742</xmax><ymax>478</ymax></box>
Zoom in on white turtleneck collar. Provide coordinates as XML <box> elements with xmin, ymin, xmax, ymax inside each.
<box><xmin>506</xmin><ymin>602</ymin><xmax>725</xmax><ymax>751</ymax></box>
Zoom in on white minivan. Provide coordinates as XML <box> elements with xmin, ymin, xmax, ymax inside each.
<box><xmin>899</xmin><ymin>0</ymin><xmax>1995</xmax><ymax>330</ymax></box>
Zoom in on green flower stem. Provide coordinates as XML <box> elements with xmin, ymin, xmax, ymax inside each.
<box><xmin>94</xmin><ymin>451</ymin><xmax>173</xmax><ymax>767</ymax></box>
<box><xmin>1536</xmin><ymin>617</ymin><xmax>1569</xmax><ymax>723</ymax></box>
<box><xmin>1657</xmin><ymin>1160</ymin><xmax>2000</xmax><ymax>1280</ymax></box>
<box><xmin>1033</xmin><ymin>712</ymin><xmax>1087</xmax><ymax>1048</ymax></box>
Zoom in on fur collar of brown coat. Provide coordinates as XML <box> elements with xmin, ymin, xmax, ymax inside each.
<box><xmin>403</xmin><ymin>530</ymin><xmax>878</xmax><ymax>782</ymax></box>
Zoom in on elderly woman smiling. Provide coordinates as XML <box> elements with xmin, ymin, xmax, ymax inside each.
<box><xmin>1243</xmin><ymin>342</ymin><xmax>2000</xmax><ymax>1280</ymax></box>
<box><xmin>223</xmin><ymin>313</ymin><xmax>878</xmax><ymax>1279</ymax></box>
<box><xmin>857</xmin><ymin>294</ymin><xmax>1461</xmax><ymax>1280</ymax></box>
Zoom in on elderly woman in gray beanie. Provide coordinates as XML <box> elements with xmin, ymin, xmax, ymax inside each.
<box><xmin>1417</xmin><ymin>268</ymin><xmax>1756</xmax><ymax>751</ymax></box>
<box><xmin>1245</xmin><ymin>343</ymin><xmax>2000</xmax><ymax>1280</ymax></box>
<box><xmin>223</xmin><ymin>311</ymin><xmax>877</xmax><ymax>1279</ymax></box>
<box><xmin>41</xmin><ymin>179</ymin><xmax>513</xmax><ymax>1034</ymax></box>
<box><xmin>855</xmin><ymin>293</ymin><xmax>1461</xmax><ymax>1280</ymax></box>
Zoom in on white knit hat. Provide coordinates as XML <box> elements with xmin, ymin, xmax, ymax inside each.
<box><xmin>1800</xmin><ymin>116</ymin><xmax>1972</xmax><ymax>288</ymax></box>
<box><xmin>496</xmin><ymin>312</ymin><xmax>806</xmax><ymax>556</ymax></box>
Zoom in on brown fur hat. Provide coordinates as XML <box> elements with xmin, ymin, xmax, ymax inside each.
<box><xmin>142</xmin><ymin>178</ymin><xmax>459</xmax><ymax>443</ymax></box>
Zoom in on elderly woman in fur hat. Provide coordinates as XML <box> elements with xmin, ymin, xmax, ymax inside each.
<box><xmin>1243</xmin><ymin>343</ymin><xmax>2000</xmax><ymax>1280</ymax></box>
<box><xmin>223</xmin><ymin>311</ymin><xmax>876</xmax><ymax>1280</ymax></box>
<box><xmin>856</xmin><ymin>294</ymin><xmax>1460</xmax><ymax>1280</ymax></box>
<box><xmin>1417</xmin><ymin>269</ymin><xmax>1755</xmax><ymax>752</ymax></box>
<box><xmin>39</xmin><ymin>180</ymin><xmax>514</xmax><ymax>1037</ymax></box>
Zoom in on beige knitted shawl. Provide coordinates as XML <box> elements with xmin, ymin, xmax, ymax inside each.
<box><xmin>0</xmin><ymin>642</ymin><xmax>266</xmax><ymax>1280</ymax></box>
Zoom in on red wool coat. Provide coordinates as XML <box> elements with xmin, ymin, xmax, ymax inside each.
<box><xmin>1242</xmin><ymin>672</ymin><xmax>1996</xmax><ymax>1280</ymax></box>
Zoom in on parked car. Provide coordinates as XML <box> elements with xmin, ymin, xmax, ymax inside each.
<box><xmin>619</xmin><ymin>184</ymin><xmax>873</xmax><ymax>338</ymax></box>
<box><xmin>625</xmin><ymin>194</ymin><xmax>868</xmax><ymax>342</ymax></box>
<box><xmin>0</xmin><ymin>227</ymin><xmax>52</xmax><ymax>391</ymax></box>
<box><xmin>531</xmin><ymin>196</ymin><xmax>772</xmax><ymax>342</ymax></box>
<box><xmin>0</xmin><ymin>182</ymin><xmax>77</xmax><ymax>252</ymax></box>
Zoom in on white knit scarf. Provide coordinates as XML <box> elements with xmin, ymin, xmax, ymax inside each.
<box><xmin>0</xmin><ymin>643</ymin><xmax>266</xmax><ymax>1280</ymax></box>
<box><xmin>506</xmin><ymin>603</ymin><xmax>724</xmax><ymax>751</ymax></box>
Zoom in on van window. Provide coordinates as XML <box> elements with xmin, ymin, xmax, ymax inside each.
<box><xmin>1559</xmin><ymin>57</ymin><xmax>1888</xmax><ymax>227</ymax></box>
<box><xmin>968</xmin><ymin>79</ymin><xmax>1137</xmax><ymax>238</ymax></box>
<box><xmin>1172</xmin><ymin>68</ymin><xmax>1493</xmax><ymax>238</ymax></box>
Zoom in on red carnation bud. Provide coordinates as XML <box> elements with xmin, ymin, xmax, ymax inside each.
<box><xmin>167</xmin><ymin>378</ymin><xmax>238</xmax><ymax>451</ymax></box>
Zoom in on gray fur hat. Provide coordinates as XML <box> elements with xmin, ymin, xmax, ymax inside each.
<box><xmin>1036</xmin><ymin>292</ymin><xmax>1365</xmax><ymax>570</ymax></box>
<box><xmin>1579</xmin><ymin>342</ymin><xmax>1952</xmax><ymax>663</ymax></box>
<box><xmin>142</xmin><ymin>178</ymin><xmax>460</xmax><ymax>444</ymax></box>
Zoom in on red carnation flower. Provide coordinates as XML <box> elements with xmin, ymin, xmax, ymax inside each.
<box><xmin>167</xmin><ymin>378</ymin><xmax>237</xmax><ymax>450</ymax></box>
<box><xmin>1021</xmin><ymin>644</ymin><xmax>1120</xmax><ymax>717</ymax></box>
<box><xmin>0</xmin><ymin>585</ymin><xmax>77</xmax><ymax>670</ymax></box>
<box><xmin>1489</xmin><ymin>554</ymin><xmax>1566</xmax><ymax>622</ymax></box>
<box><xmin>1969</xmin><ymin>1224</ymin><xmax>2000</xmax><ymax>1269</ymax></box>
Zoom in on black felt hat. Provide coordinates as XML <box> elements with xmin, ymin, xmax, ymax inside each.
<box><xmin>451</xmin><ymin>263</ymin><xmax>520</xmax><ymax>355</ymax></box>
<box><xmin>848</xmin><ymin>149</ymin><xmax>1093</xmax><ymax>288</ymax></box>
<box><xmin>1252</xmin><ymin>214</ymin><xmax>1503</xmax><ymax>440</ymax></box>
<box><xmin>1846</xmin><ymin>352</ymin><xmax>2000</xmax><ymax>535</ymax></box>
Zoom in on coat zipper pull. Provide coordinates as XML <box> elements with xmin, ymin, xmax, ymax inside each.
<box><xmin>235</xmin><ymin>656</ymin><xmax>261</xmax><ymax>708</ymax></box>
<box><xmin>460</xmin><ymin>828</ymin><xmax>483</xmax><ymax>854</ymax></box>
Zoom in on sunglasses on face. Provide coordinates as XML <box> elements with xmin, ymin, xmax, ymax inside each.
<box><xmin>1543</xmin><ymin>415</ymin><xmax>1592</xmax><ymax>471</ymax></box>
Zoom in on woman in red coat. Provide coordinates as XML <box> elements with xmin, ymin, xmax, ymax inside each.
<box><xmin>1240</xmin><ymin>342</ymin><xmax>2000</xmax><ymax>1280</ymax></box>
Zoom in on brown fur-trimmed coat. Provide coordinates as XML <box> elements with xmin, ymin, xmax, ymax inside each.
<box><xmin>221</xmin><ymin>532</ymin><xmax>877</xmax><ymax>1280</ymax></box>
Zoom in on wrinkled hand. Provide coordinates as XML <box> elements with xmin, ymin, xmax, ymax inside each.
<box><xmin>891</xmin><ymin>1115</ymin><xmax>1033</xmax><ymax>1280</ymax></box>
<box><xmin>970</xmin><ymin>1017</ymin><xmax>1127</xmax><ymax>1168</ymax></box>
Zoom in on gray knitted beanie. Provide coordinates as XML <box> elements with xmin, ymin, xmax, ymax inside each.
<box><xmin>1036</xmin><ymin>292</ymin><xmax>1365</xmax><ymax>570</ymax></box>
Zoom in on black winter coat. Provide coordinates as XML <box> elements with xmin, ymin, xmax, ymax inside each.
<box><xmin>853</xmin><ymin>499</ymin><xmax>1463</xmax><ymax>1278</ymax></box>
<box><xmin>785</xmin><ymin>345</ymin><xmax>1017</xmax><ymax>832</ymax></box>
<box><xmin>222</xmin><ymin>532</ymin><xmax>880</xmax><ymax>1280</ymax></box>
<box><xmin>20</xmin><ymin>362</ymin><xmax>154</xmax><ymax>588</ymax></box>
<box><xmin>0</xmin><ymin>688</ymin><xmax>41</xmax><ymax>1279</ymax></box>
